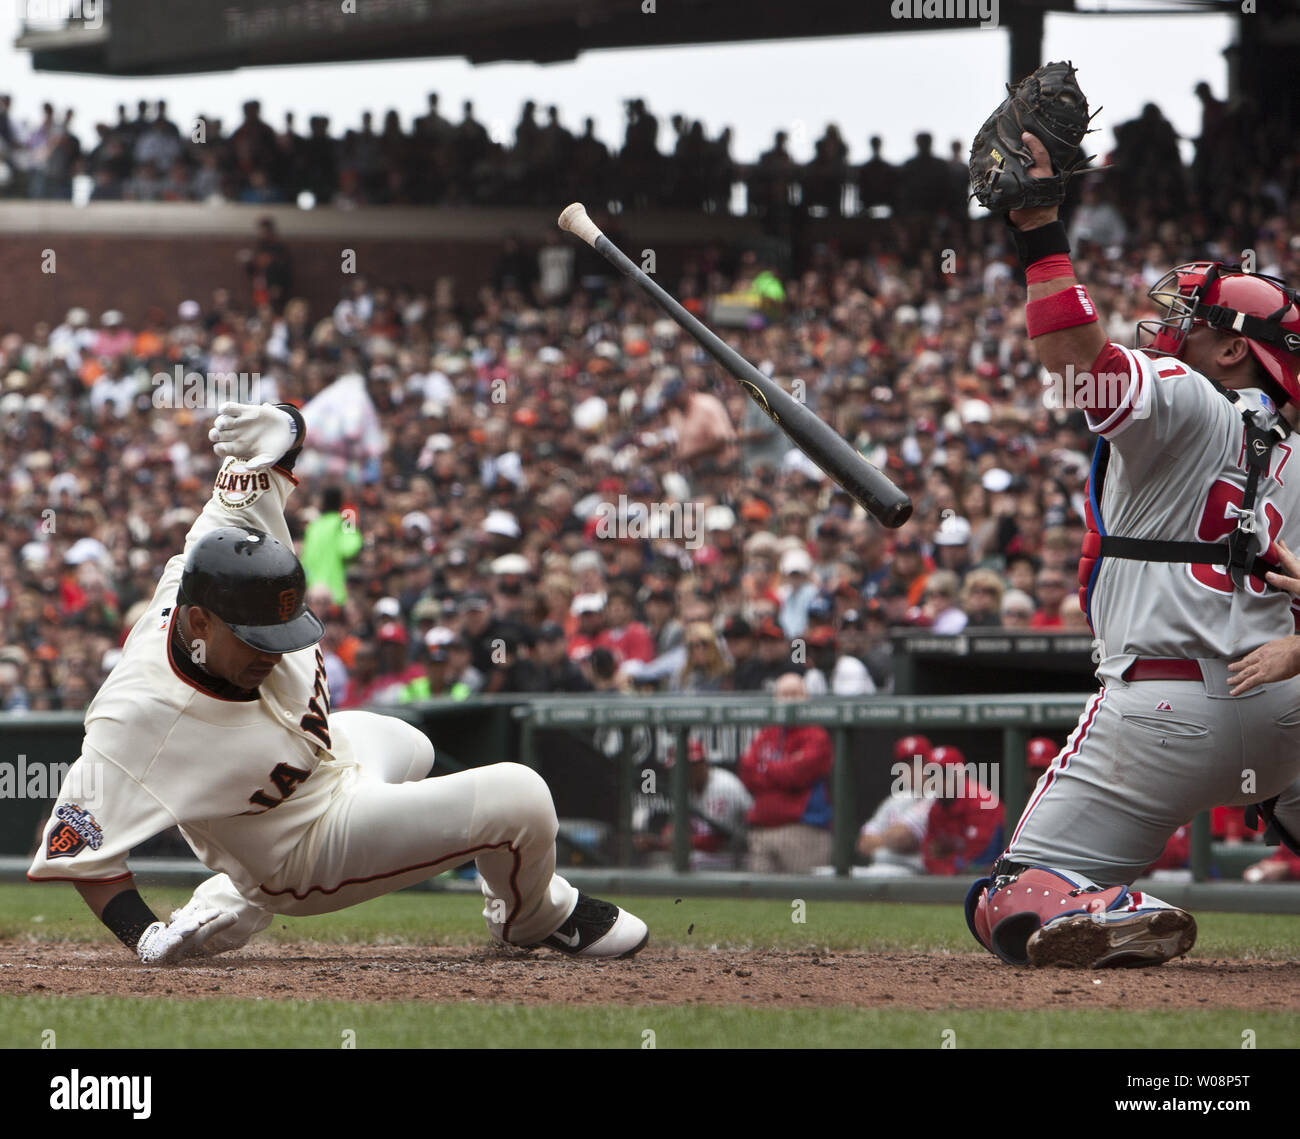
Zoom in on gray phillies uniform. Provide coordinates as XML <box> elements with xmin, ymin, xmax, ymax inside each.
<box><xmin>1004</xmin><ymin>344</ymin><xmax>1300</xmax><ymax>884</ymax></box>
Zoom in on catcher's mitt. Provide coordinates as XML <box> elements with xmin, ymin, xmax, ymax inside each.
<box><xmin>969</xmin><ymin>60</ymin><xmax>1097</xmax><ymax>214</ymax></box>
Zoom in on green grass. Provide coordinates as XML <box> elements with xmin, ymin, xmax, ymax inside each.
<box><xmin>5</xmin><ymin>883</ymin><xmax>1300</xmax><ymax>959</ymax></box>
<box><xmin>6</xmin><ymin>884</ymin><xmax>1300</xmax><ymax>1049</ymax></box>
<box><xmin>1</xmin><ymin>995</ymin><xmax>1294</xmax><ymax>1049</ymax></box>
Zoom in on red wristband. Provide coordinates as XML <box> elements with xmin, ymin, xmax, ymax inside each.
<box><xmin>1026</xmin><ymin>254</ymin><xmax>1075</xmax><ymax>285</ymax></box>
<box><xmin>1025</xmin><ymin>283</ymin><xmax>1099</xmax><ymax>339</ymax></box>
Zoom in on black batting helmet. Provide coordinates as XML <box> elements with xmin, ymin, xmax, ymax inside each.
<box><xmin>178</xmin><ymin>526</ymin><xmax>324</xmax><ymax>653</ymax></box>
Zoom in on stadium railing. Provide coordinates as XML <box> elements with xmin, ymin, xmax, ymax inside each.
<box><xmin>0</xmin><ymin>693</ymin><xmax>1246</xmax><ymax>887</ymax></box>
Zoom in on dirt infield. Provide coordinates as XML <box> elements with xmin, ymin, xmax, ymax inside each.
<box><xmin>1</xmin><ymin>940</ymin><xmax>1296</xmax><ymax>1010</ymax></box>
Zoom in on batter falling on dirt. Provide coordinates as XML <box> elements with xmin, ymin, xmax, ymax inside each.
<box><xmin>27</xmin><ymin>401</ymin><xmax>649</xmax><ymax>965</ymax></box>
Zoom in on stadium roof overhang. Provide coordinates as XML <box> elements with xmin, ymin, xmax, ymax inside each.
<box><xmin>18</xmin><ymin>0</ymin><xmax>1240</xmax><ymax>76</ymax></box>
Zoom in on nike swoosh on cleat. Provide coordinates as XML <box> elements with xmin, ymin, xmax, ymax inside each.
<box><xmin>551</xmin><ymin>929</ymin><xmax>582</xmax><ymax>948</ymax></box>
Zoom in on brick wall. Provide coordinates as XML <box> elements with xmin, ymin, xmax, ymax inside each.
<box><xmin>0</xmin><ymin>234</ymin><xmax>557</xmax><ymax>334</ymax></box>
<box><xmin>0</xmin><ymin>204</ymin><xmax>762</xmax><ymax>335</ymax></box>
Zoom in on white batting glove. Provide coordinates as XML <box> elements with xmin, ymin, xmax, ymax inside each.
<box><xmin>208</xmin><ymin>402</ymin><xmax>296</xmax><ymax>470</ymax></box>
<box><xmin>137</xmin><ymin>907</ymin><xmax>239</xmax><ymax>965</ymax></box>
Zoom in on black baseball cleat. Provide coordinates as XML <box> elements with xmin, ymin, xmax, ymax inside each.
<box><xmin>1026</xmin><ymin>908</ymin><xmax>1197</xmax><ymax>969</ymax></box>
<box><xmin>537</xmin><ymin>893</ymin><xmax>649</xmax><ymax>959</ymax></box>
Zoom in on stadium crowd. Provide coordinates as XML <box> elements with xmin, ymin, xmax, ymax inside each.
<box><xmin>0</xmin><ymin>82</ymin><xmax>1285</xmax><ymax>227</ymax></box>
<box><xmin>1</xmin><ymin>73</ymin><xmax>1299</xmax><ymax>719</ymax></box>
<box><xmin>5</xmin><ymin>195</ymin><xmax>1300</xmax><ymax>715</ymax></box>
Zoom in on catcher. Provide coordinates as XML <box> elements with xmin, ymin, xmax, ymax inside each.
<box><xmin>965</xmin><ymin>63</ymin><xmax>1300</xmax><ymax>968</ymax></box>
<box><xmin>28</xmin><ymin>402</ymin><xmax>649</xmax><ymax>964</ymax></box>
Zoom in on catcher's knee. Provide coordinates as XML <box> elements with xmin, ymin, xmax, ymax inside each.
<box><xmin>966</xmin><ymin>866</ymin><xmax>1130</xmax><ymax>965</ymax></box>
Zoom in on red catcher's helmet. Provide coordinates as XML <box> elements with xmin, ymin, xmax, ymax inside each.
<box><xmin>1138</xmin><ymin>261</ymin><xmax>1300</xmax><ymax>405</ymax></box>
<box><xmin>1026</xmin><ymin>737</ymin><xmax>1058</xmax><ymax>770</ymax></box>
<box><xmin>930</xmin><ymin>745</ymin><xmax>966</xmax><ymax>767</ymax></box>
<box><xmin>894</xmin><ymin>734</ymin><xmax>933</xmax><ymax>762</ymax></box>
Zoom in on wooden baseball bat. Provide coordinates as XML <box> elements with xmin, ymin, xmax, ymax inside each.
<box><xmin>557</xmin><ymin>203</ymin><xmax>913</xmax><ymax>528</ymax></box>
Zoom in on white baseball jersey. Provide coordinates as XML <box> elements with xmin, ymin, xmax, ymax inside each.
<box><xmin>695</xmin><ymin>765</ymin><xmax>754</xmax><ymax>838</ymax></box>
<box><xmin>1082</xmin><ymin>345</ymin><xmax>1300</xmax><ymax>670</ymax></box>
<box><xmin>859</xmin><ymin>790</ymin><xmax>930</xmax><ymax>842</ymax></box>
<box><xmin>28</xmin><ymin>458</ymin><xmax>348</xmax><ymax>898</ymax></box>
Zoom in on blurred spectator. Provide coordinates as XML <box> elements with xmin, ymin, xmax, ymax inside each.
<box><xmin>1030</xmin><ymin>568</ymin><xmax>1070</xmax><ymax>629</ymax></box>
<box><xmin>461</xmin><ymin>593</ymin><xmax>506</xmax><ymax>678</ymax></box>
<box><xmin>1243</xmin><ymin>846</ymin><xmax>1300</xmax><ymax>883</ymax></box>
<box><xmin>300</xmin><ymin>487</ymin><xmax>363</xmax><ymax>605</ymax></box>
<box><xmin>601</xmin><ymin>584</ymin><xmax>655</xmax><ymax>664</ymax></box>
<box><xmin>802</xmin><ymin>625</ymin><xmax>875</xmax><ymax>696</ymax></box>
<box><xmin>857</xmin><ymin>135</ymin><xmax>896</xmax><ymax>213</ymax></box>
<box><xmin>738</xmin><ymin>673</ymin><xmax>833</xmax><ymax>873</ymax></box>
<box><xmin>535</xmin><ymin>622</ymin><xmax>592</xmax><ymax>692</ymax></box>
<box><xmin>856</xmin><ymin>735</ymin><xmax>933</xmax><ymax>876</ymax></box>
<box><xmin>240</xmin><ymin>216</ymin><xmax>293</xmax><ymax>312</ymax></box>
<box><xmin>1000</xmin><ymin>589</ymin><xmax>1036</xmax><ymax>629</ymax></box>
<box><xmin>920</xmin><ymin>569</ymin><xmax>967</xmax><ymax>634</ymax></box>
<box><xmin>920</xmin><ymin>745</ymin><xmax>1003</xmax><ymax>876</ymax></box>
<box><xmin>401</xmin><ymin>632</ymin><xmax>472</xmax><ymax>701</ymax></box>
<box><xmin>895</xmin><ymin>132</ymin><xmax>954</xmax><ymax>217</ymax></box>
<box><xmin>960</xmin><ymin>568</ymin><xmax>1004</xmax><ymax>627</ymax></box>
<box><xmin>634</xmin><ymin>739</ymin><xmax>753</xmax><ymax>870</ymax></box>
<box><xmin>673</xmin><ymin>621</ymin><xmax>732</xmax><ymax>694</ymax></box>
<box><xmin>661</xmin><ymin>373</ymin><xmax>737</xmax><ymax>469</ymax></box>
<box><xmin>568</xmin><ymin>592</ymin><xmax>608</xmax><ymax>663</ymax></box>
<box><xmin>778</xmin><ymin>546</ymin><xmax>818</xmax><ymax>637</ymax></box>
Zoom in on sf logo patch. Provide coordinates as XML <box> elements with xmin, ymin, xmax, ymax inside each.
<box><xmin>46</xmin><ymin>822</ymin><xmax>86</xmax><ymax>858</ymax></box>
<box><xmin>277</xmin><ymin>589</ymin><xmax>298</xmax><ymax>620</ymax></box>
<box><xmin>45</xmin><ymin>804</ymin><xmax>104</xmax><ymax>859</ymax></box>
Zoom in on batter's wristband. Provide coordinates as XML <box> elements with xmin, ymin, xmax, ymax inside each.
<box><xmin>1008</xmin><ymin>218</ymin><xmax>1070</xmax><ymax>266</ymax></box>
<box><xmin>101</xmin><ymin>888</ymin><xmax>160</xmax><ymax>950</ymax></box>
<box><xmin>1025</xmin><ymin>283</ymin><xmax>1099</xmax><ymax>339</ymax></box>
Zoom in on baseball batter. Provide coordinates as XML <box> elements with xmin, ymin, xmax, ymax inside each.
<box><xmin>28</xmin><ymin>402</ymin><xmax>648</xmax><ymax>964</ymax></box>
<box><xmin>966</xmin><ymin>124</ymin><xmax>1300</xmax><ymax>968</ymax></box>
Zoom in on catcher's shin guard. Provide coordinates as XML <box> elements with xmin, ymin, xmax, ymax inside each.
<box><xmin>966</xmin><ymin>866</ymin><xmax>1195</xmax><ymax>967</ymax></box>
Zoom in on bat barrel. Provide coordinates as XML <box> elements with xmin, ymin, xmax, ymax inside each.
<box><xmin>592</xmin><ymin>235</ymin><xmax>912</xmax><ymax>527</ymax></box>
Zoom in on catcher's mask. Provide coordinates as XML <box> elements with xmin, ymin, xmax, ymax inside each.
<box><xmin>178</xmin><ymin>526</ymin><xmax>324</xmax><ymax>653</ymax></box>
<box><xmin>1136</xmin><ymin>261</ymin><xmax>1300</xmax><ymax>405</ymax></box>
